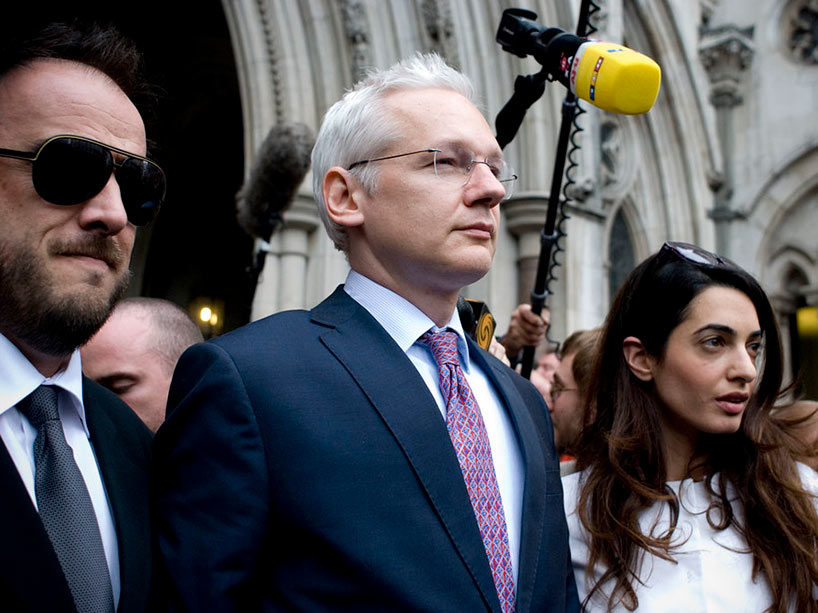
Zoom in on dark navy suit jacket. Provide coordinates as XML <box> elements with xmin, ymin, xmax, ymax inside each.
<box><xmin>153</xmin><ymin>286</ymin><xmax>579</xmax><ymax>612</ymax></box>
<box><xmin>0</xmin><ymin>379</ymin><xmax>155</xmax><ymax>612</ymax></box>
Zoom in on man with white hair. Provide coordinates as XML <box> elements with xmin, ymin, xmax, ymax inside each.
<box><xmin>154</xmin><ymin>53</ymin><xmax>578</xmax><ymax>613</ymax></box>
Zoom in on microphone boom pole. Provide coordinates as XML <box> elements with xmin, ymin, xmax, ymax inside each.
<box><xmin>495</xmin><ymin>2</ymin><xmax>597</xmax><ymax>379</ymax></box>
<box><xmin>519</xmin><ymin>92</ymin><xmax>578</xmax><ymax>378</ymax></box>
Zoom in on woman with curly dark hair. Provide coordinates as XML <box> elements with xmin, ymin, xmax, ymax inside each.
<box><xmin>562</xmin><ymin>242</ymin><xmax>818</xmax><ymax>612</ymax></box>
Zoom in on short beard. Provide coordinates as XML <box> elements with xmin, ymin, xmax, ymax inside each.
<box><xmin>0</xmin><ymin>235</ymin><xmax>131</xmax><ymax>359</ymax></box>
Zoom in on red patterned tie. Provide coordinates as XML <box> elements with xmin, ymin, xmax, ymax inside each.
<box><xmin>420</xmin><ymin>329</ymin><xmax>516</xmax><ymax>613</ymax></box>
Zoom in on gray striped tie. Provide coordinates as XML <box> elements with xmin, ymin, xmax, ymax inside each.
<box><xmin>18</xmin><ymin>385</ymin><xmax>115</xmax><ymax>613</ymax></box>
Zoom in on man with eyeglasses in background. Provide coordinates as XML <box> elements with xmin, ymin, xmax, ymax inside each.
<box><xmin>0</xmin><ymin>17</ymin><xmax>164</xmax><ymax>613</ymax></box>
<box><xmin>154</xmin><ymin>52</ymin><xmax>578</xmax><ymax>613</ymax></box>
<box><xmin>549</xmin><ymin>328</ymin><xmax>602</xmax><ymax>476</ymax></box>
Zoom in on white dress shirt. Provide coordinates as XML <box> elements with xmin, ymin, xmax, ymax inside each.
<box><xmin>0</xmin><ymin>332</ymin><xmax>120</xmax><ymax>606</ymax></box>
<box><xmin>343</xmin><ymin>270</ymin><xmax>524</xmax><ymax>584</ymax></box>
<box><xmin>563</xmin><ymin>463</ymin><xmax>818</xmax><ymax>612</ymax></box>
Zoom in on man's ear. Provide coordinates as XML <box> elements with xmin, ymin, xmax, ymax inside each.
<box><xmin>622</xmin><ymin>336</ymin><xmax>654</xmax><ymax>381</ymax></box>
<box><xmin>323</xmin><ymin>167</ymin><xmax>365</xmax><ymax>228</ymax></box>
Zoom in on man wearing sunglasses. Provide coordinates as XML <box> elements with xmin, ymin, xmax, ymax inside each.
<box><xmin>0</xmin><ymin>19</ymin><xmax>162</xmax><ymax>613</ymax></box>
<box><xmin>154</xmin><ymin>53</ymin><xmax>578</xmax><ymax>612</ymax></box>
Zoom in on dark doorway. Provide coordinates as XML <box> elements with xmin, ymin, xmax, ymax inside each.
<box><xmin>132</xmin><ymin>3</ymin><xmax>252</xmax><ymax>335</ymax></box>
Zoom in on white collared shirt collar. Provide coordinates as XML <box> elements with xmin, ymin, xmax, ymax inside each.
<box><xmin>0</xmin><ymin>332</ymin><xmax>89</xmax><ymax>436</ymax></box>
<box><xmin>342</xmin><ymin>270</ymin><xmax>472</xmax><ymax>372</ymax></box>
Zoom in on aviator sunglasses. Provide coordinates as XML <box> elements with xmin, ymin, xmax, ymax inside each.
<box><xmin>0</xmin><ymin>134</ymin><xmax>166</xmax><ymax>226</ymax></box>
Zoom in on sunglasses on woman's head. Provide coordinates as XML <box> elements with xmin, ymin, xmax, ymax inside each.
<box><xmin>0</xmin><ymin>134</ymin><xmax>166</xmax><ymax>226</ymax></box>
<box><xmin>660</xmin><ymin>241</ymin><xmax>739</xmax><ymax>270</ymax></box>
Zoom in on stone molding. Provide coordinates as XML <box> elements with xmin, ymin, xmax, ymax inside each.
<box><xmin>502</xmin><ymin>195</ymin><xmax>551</xmax><ymax>238</ymax></box>
<box><xmin>420</xmin><ymin>0</ymin><xmax>459</xmax><ymax>66</ymax></box>
<box><xmin>256</xmin><ymin>0</ymin><xmax>284</xmax><ymax>124</ymax></box>
<box><xmin>698</xmin><ymin>24</ymin><xmax>755</xmax><ymax>107</ymax></box>
<box><xmin>340</xmin><ymin>0</ymin><xmax>372</xmax><ymax>81</ymax></box>
<box><xmin>787</xmin><ymin>0</ymin><xmax>818</xmax><ymax>64</ymax></box>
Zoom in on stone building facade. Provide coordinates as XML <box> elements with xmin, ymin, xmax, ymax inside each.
<box><xmin>221</xmin><ymin>0</ymin><xmax>817</xmax><ymax>389</ymax></box>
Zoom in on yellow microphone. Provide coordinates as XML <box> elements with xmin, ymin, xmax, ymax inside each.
<box><xmin>563</xmin><ymin>41</ymin><xmax>661</xmax><ymax>115</ymax></box>
<box><xmin>497</xmin><ymin>9</ymin><xmax>662</xmax><ymax>115</ymax></box>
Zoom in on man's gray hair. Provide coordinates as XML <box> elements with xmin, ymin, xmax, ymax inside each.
<box><xmin>311</xmin><ymin>52</ymin><xmax>476</xmax><ymax>252</ymax></box>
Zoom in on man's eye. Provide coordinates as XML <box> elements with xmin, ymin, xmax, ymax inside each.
<box><xmin>107</xmin><ymin>380</ymin><xmax>135</xmax><ymax>395</ymax></box>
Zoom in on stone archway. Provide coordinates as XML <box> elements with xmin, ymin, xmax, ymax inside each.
<box><xmin>753</xmin><ymin>147</ymin><xmax>818</xmax><ymax>391</ymax></box>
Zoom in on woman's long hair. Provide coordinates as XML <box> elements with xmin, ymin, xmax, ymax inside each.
<box><xmin>574</xmin><ymin>246</ymin><xmax>818</xmax><ymax>611</ymax></box>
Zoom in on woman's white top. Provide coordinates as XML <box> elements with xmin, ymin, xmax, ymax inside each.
<box><xmin>562</xmin><ymin>463</ymin><xmax>818</xmax><ymax>612</ymax></box>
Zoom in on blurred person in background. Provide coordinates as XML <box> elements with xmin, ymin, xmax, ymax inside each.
<box><xmin>82</xmin><ymin>297</ymin><xmax>203</xmax><ymax>432</ymax></box>
<box><xmin>549</xmin><ymin>328</ymin><xmax>601</xmax><ymax>475</ymax></box>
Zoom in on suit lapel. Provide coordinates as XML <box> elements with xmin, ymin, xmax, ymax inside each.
<box><xmin>469</xmin><ymin>343</ymin><xmax>548</xmax><ymax>613</ymax></box>
<box><xmin>0</xmin><ymin>434</ymin><xmax>77</xmax><ymax>611</ymax></box>
<box><xmin>83</xmin><ymin>379</ymin><xmax>152</xmax><ymax>613</ymax></box>
<box><xmin>313</xmin><ymin>288</ymin><xmax>502</xmax><ymax>613</ymax></box>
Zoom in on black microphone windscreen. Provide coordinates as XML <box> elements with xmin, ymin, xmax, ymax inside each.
<box><xmin>236</xmin><ymin>122</ymin><xmax>315</xmax><ymax>241</ymax></box>
<box><xmin>457</xmin><ymin>295</ymin><xmax>476</xmax><ymax>335</ymax></box>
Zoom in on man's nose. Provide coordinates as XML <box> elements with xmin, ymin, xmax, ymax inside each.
<box><xmin>463</xmin><ymin>162</ymin><xmax>506</xmax><ymax>207</ymax></box>
<box><xmin>76</xmin><ymin>174</ymin><xmax>130</xmax><ymax>234</ymax></box>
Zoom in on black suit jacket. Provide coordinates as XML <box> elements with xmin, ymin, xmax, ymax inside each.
<box><xmin>0</xmin><ymin>378</ymin><xmax>154</xmax><ymax>613</ymax></box>
<box><xmin>153</xmin><ymin>287</ymin><xmax>579</xmax><ymax>612</ymax></box>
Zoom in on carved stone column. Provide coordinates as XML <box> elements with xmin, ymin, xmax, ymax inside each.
<box><xmin>503</xmin><ymin>196</ymin><xmax>550</xmax><ymax>305</ymax></box>
<box><xmin>250</xmin><ymin>193</ymin><xmax>320</xmax><ymax>319</ymax></box>
<box><xmin>698</xmin><ymin>24</ymin><xmax>754</xmax><ymax>255</ymax></box>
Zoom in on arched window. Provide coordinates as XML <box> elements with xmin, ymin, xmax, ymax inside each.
<box><xmin>608</xmin><ymin>208</ymin><xmax>636</xmax><ymax>303</ymax></box>
<box><xmin>785</xmin><ymin>266</ymin><xmax>818</xmax><ymax>399</ymax></box>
